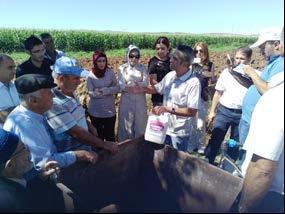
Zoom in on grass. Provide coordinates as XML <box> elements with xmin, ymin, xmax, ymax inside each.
<box><xmin>8</xmin><ymin>44</ymin><xmax>245</xmax><ymax>65</ymax></box>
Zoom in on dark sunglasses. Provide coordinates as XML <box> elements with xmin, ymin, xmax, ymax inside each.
<box><xmin>129</xmin><ymin>54</ymin><xmax>140</xmax><ymax>59</ymax></box>
<box><xmin>194</xmin><ymin>49</ymin><xmax>204</xmax><ymax>54</ymax></box>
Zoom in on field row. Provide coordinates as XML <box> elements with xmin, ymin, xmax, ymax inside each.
<box><xmin>0</xmin><ymin>28</ymin><xmax>256</xmax><ymax>53</ymax></box>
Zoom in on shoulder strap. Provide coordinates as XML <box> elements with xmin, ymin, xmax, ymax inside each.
<box><xmin>229</xmin><ymin>69</ymin><xmax>253</xmax><ymax>88</ymax></box>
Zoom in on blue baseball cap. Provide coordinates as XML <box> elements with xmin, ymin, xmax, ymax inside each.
<box><xmin>0</xmin><ymin>129</ymin><xmax>19</xmax><ymax>164</ymax></box>
<box><xmin>51</xmin><ymin>56</ymin><xmax>89</xmax><ymax>78</ymax></box>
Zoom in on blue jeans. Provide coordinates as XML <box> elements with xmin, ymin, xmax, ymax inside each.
<box><xmin>164</xmin><ymin>135</ymin><xmax>189</xmax><ymax>152</ymax></box>
<box><xmin>238</xmin><ymin>118</ymin><xmax>250</xmax><ymax>146</ymax></box>
<box><xmin>205</xmin><ymin>104</ymin><xmax>242</xmax><ymax>164</ymax></box>
<box><xmin>236</xmin><ymin>118</ymin><xmax>250</xmax><ymax>168</ymax></box>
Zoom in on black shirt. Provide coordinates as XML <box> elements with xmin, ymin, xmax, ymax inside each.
<box><xmin>148</xmin><ymin>56</ymin><xmax>171</xmax><ymax>104</ymax></box>
<box><xmin>16</xmin><ymin>58</ymin><xmax>53</xmax><ymax>78</ymax></box>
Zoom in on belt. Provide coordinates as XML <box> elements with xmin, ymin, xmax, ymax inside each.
<box><xmin>220</xmin><ymin>104</ymin><xmax>242</xmax><ymax>113</ymax></box>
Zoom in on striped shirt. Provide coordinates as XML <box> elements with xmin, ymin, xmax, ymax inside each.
<box><xmin>45</xmin><ymin>88</ymin><xmax>91</xmax><ymax>152</ymax></box>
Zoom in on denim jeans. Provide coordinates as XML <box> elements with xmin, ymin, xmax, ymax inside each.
<box><xmin>238</xmin><ymin>118</ymin><xmax>250</xmax><ymax>146</ymax></box>
<box><xmin>205</xmin><ymin>104</ymin><xmax>242</xmax><ymax>164</ymax></box>
<box><xmin>164</xmin><ymin>135</ymin><xmax>189</xmax><ymax>152</ymax></box>
<box><xmin>236</xmin><ymin>118</ymin><xmax>250</xmax><ymax>168</ymax></box>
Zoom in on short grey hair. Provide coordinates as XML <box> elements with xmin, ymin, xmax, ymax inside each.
<box><xmin>19</xmin><ymin>90</ymin><xmax>41</xmax><ymax>106</ymax></box>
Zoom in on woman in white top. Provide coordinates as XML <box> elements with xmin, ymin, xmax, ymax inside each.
<box><xmin>117</xmin><ymin>45</ymin><xmax>148</xmax><ymax>141</ymax></box>
<box><xmin>87</xmin><ymin>51</ymin><xmax>119</xmax><ymax>141</ymax></box>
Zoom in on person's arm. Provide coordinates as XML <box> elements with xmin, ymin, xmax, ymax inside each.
<box><xmin>125</xmin><ymin>84</ymin><xmax>158</xmax><ymax>94</ymax></box>
<box><xmin>148</xmin><ymin>59</ymin><xmax>158</xmax><ymax>85</ymax></box>
<box><xmin>243</xmin><ymin>65</ymin><xmax>269</xmax><ymax>95</ymax></box>
<box><xmin>135</xmin><ymin>65</ymin><xmax>149</xmax><ymax>87</ymax></box>
<box><xmin>100</xmin><ymin>70</ymin><xmax>120</xmax><ymax>95</ymax></box>
<box><xmin>86</xmin><ymin>76</ymin><xmax>103</xmax><ymax>98</ymax></box>
<box><xmin>210</xmin><ymin>63</ymin><xmax>216</xmax><ymax>84</ymax></box>
<box><xmin>118</xmin><ymin>66</ymin><xmax>127</xmax><ymax>91</ymax></box>
<box><xmin>152</xmin><ymin>106</ymin><xmax>197</xmax><ymax>117</ymax></box>
<box><xmin>86</xmin><ymin>120</ymin><xmax>98</xmax><ymax>136</ymax></box>
<box><xmin>238</xmin><ymin>154</ymin><xmax>277</xmax><ymax>212</ymax></box>
<box><xmin>68</xmin><ymin>125</ymin><xmax>119</xmax><ymax>154</ymax></box>
<box><xmin>207</xmin><ymin>90</ymin><xmax>222</xmax><ymax>125</ymax></box>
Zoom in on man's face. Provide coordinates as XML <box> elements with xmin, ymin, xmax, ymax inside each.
<box><xmin>42</xmin><ymin>37</ymin><xmax>55</xmax><ymax>52</ymax></box>
<box><xmin>62</xmin><ymin>75</ymin><xmax>81</xmax><ymax>93</ymax></box>
<box><xmin>170</xmin><ymin>51</ymin><xmax>182</xmax><ymax>71</ymax></box>
<box><xmin>9</xmin><ymin>142</ymin><xmax>33</xmax><ymax>176</ymax></box>
<box><xmin>37</xmin><ymin>88</ymin><xmax>53</xmax><ymax>113</ymax></box>
<box><xmin>0</xmin><ymin>57</ymin><xmax>16</xmax><ymax>83</ymax></box>
<box><xmin>29</xmin><ymin>44</ymin><xmax>46</xmax><ymax>62</ymax></box>
<box><xmin>235</xmin><ymin>51</ymin><xmax>251</xmax><ymax>66</ymax></box>
<box><xmin>259</xmin><ymin>41</ymin><xmax>277</xmax><ymax>59</ymax></box>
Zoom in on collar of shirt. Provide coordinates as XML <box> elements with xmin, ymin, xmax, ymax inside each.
<box><xmin>0</xmin><ymin>81</ymin><xmax>13</xmax><ymax>89</ymax></box>
<box><xmin>175</xmin><ymin>69</ymin><xmax>193</xmax><ymax>82</ymax></box>
<box><xmin>268</xmin><ymin>55</ymin><xmax>281</xmax><ymax>64</ymax></box>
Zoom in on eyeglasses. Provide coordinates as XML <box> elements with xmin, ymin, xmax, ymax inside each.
<box><xmin>194</xmin><ymin>49</ymin><xmax>204</xmax><ymax>54</ymax></box>
<box><xmin>129</xmin><ymin>54</ymin><xmax>140</xmax><ymax>59</ymax></box>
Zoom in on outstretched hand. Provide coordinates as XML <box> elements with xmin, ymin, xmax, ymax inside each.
<box><xmin>41</xmin><ymin>160</ymin><xmax>60</xmax><ymax>179</ymax></box>
<box><xmin>152</xmin><ymin>106</ymin><xmax>169</xmax><ymax>115</ymax></box>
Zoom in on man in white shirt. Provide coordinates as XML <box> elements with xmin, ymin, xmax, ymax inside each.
<box><xmin>204</xmin><ymin>47</ymin><xmax>253</xmax><ymax>164</ymax></box>
<box><xmin>136</xmin><ymin>45</ymin><xmax>201</xmax><ymax>152</ymax></box>
<box><xmin>0</xmin><ymin>54</ymin><xmax>20</xmax><ymax>127</ymax></box>
<box><xmin>238</xmin><ymin>27</ymin><xmax>284</xmax><ymax>213</ymax></box>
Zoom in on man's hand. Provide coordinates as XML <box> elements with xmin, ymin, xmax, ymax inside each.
<box><xmin>74</xmin><ymin>150</ymin><xmax>98</xmax><ymax>165</ymax></box>
<box><xmin>104</xmin><ymin>141</ymin><xmax>119</xmax><ymax>155</ymax></box>
<box><xmin>206</xmin><ymin>111</ymin><xmax>216</xmax><ymax>127</ymax></box>
<box><xmin>152</xmin><ymin>106</ymin><xmax>169</xmax><ymax>115</ymax></box>
<box><xmin>41</xmin><ymin>160</ymin><xmax>60</xmax><ymax>179</ymax></box>
<box><xmin>243</xmin><ymin>65</ymin><xmax>256</xmax><ymax>78</ymax></box>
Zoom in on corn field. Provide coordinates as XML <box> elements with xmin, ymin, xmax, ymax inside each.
<box><xmin>0</xmin><ymin>28</ymin><xmax>257</xmax><ymax>53</ymax></box>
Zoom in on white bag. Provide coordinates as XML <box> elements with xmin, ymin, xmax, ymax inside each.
<box><xmin>144</xmin><ymin>113</ymin><xmax>169</xmax><ymax>144</ymax></box>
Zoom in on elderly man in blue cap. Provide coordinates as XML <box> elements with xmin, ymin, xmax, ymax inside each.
<box><xmin>0</xmin><ymin>128</ymin><xmax>68</xmax><ymax>212</ymax></box>
<box><xmin>46</xmin><ymin>56</ymin><xmax>119</xmax><ymax>155</ymax></box>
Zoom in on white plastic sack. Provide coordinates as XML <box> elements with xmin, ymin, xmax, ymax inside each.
<box><xmin>145</xmin><ymin>113</ymin><xmax>169</xmax><ymax>144</ymax></box>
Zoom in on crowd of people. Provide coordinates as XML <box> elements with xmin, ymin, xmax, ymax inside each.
<box><xmin>0</xmin><ymin>27</ymin><xmax>283</xmax><ymax>212</ymax></box>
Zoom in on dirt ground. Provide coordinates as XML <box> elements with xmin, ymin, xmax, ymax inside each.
<box><xmin>76</xmin><ymin>49</ymin><xmax>266</xmax><ymax>145</ymax></box>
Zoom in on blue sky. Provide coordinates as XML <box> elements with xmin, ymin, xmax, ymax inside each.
<box><xmin>0</xmin><ymin>0</ymin><xmax>283</xmax><ymax>35</ymax></box>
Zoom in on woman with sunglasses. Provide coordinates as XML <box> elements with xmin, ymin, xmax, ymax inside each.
<box><xmin>148</xmin><ymin>36</ymin><xmax>171</xmax><ymax>107</ymax></box>
<box><xmin>189</xmin><ymin>42</ymin><xmax>216</xmax><ymax>153</ymax></box>
<box><xmin>117</xmin><ymin>45</ymin><xmax>148</xmax><ymax>141</ymax></box>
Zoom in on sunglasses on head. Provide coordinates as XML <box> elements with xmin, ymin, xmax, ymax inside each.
<box><xmin>129</xmin><ymin>54</ymin><xmax>140</xmax><ymax>59</ymax></box>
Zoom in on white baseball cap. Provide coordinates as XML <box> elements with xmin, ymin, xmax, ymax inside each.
<box><xmin>250</xmin><ymin>27</ymin><xmax>282</xmax><ymax>48</ymax></box>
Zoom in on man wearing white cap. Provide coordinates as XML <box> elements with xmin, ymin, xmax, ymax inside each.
<box><xmin>239</xmin><ymin>27</ymin><xmax>284</xmax><ymax>147</ymax></box>
<box><xmin>237</xmin><ymin>27</ymin><xmax>284</xmax><ymax>213</ymax></box>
